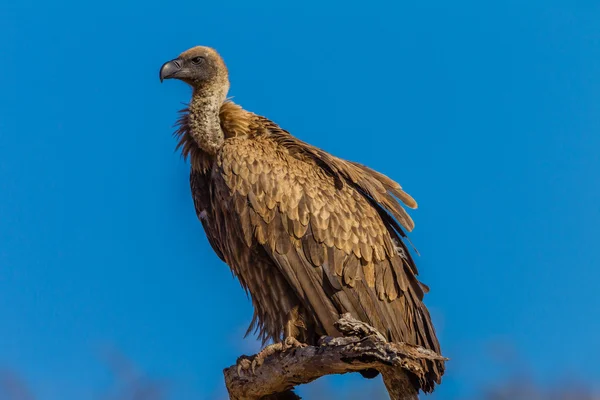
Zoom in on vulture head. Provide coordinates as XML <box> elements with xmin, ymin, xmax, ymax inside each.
<box><xmin>160</xmin><ymin>46</ymin><xmax>229</xmax><ymax>90</ymax></box>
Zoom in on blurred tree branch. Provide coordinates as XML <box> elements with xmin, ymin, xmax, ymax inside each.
<box><xmin>223</xmin><ymin>313</ymin><xmax>447</xmax><ymax>400</ymax></box>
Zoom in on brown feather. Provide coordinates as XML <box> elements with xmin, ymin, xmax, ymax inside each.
<box><xmin>363</xmin><ymin>260</ymin><xmax>375</xmax><ymax>288</ymax></box>
<box><xmin>375</xmin><ymin>260</ymin><xmax>387</xmax><ymax>301</ymax></box>
<box><xmin>343</xmin><ymin>255</ymin><xmax>361</xmax><ymax>287</ymax></box>
<box><xmin>322</xmin><ymin>247</ymin><xmax>343</xmax><ymax>291</ymax></box>
<box><xmin>303</xmin><ymin>232</ymin><xmax>326</xmax><ymax>266</ymax></box>
<box><xmin>384</xmin><ymin>263</ymin><xmax>399</xmax><ymax>301</ymax></box>
<box><xmin>390</xmin><ymin>256</ymin><xmax>409</xmax><ymax>292</ymax></box>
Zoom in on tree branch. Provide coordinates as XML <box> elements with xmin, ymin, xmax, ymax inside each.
<box><xmin>223</xmin><ymin>313</ymin><xmax>447</xmax><ymax>400</ymax></box>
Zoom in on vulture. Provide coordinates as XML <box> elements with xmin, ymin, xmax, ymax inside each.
<box><xmin>159</xmin><ymin>46</ymin><xmax>444</xmax><ymax>392</ymax></box>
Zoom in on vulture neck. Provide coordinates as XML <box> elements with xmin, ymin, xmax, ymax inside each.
<box><xmin>188</xmin><ymin>84</ymin><xmax>228</xmax><ymax>156</ymax></box>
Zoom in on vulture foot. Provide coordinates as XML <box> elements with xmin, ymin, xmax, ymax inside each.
<box><xmin>236</xmin><ymin>337</ymin><xmax>306</xmax><ymax>376</ymax></box>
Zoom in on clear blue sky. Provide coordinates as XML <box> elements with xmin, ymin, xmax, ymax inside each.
<box><xmin>1</xmin><ymin>0</ymin><xmax>599</xmax><ymax>399</ymax></box>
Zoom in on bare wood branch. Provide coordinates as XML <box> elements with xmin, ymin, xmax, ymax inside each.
<box><xmin>223</xmin><ymin>313</ymin><xmax>447</xmax><ymax>400</ymax></box>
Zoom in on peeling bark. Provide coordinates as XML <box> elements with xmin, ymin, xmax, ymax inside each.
<box><xmin>224</xmin><ymin>314</ymin><xmax>447</xmax><ymax>400</ymax></box>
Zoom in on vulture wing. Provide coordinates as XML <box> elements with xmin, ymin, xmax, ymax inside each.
<box><xmin>191</xmin><ymin>168</ymin><xmax>304</xmax><ymax>344</ymax></box>
<box><xmin>211</xmin><ymin>118</ymin><xmax>443</xmax><ymax>389</ymax></box>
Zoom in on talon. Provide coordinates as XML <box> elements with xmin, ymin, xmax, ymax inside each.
<box><xmin>284</xmin><ymin>336</ymin><xmax>306</xmax><ymax>349</ymax></box>
<box><xmin>237</xmin><ymin>338</ymin><xmax>307</xmax><ymax>375</ymax></box>
<box><xmin>251</xmin><ymin>358</ymin><xmax>260</xmax><ymax>374</ymax></box>
<box><xmin>235</xmin><ymin>357</ymin><xmax>252</xmax><ymax>377</ymax></box>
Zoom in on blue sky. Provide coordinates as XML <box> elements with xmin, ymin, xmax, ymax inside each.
<box><xmin>1</xmin><ymin>0</ymin><xmax>599</xmax><ymax>399</ymax></box>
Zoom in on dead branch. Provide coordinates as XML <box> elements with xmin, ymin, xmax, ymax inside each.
<box><xmin>223</xmin><ymin>313</ymin><xmax>447</xmax><ymax>400</ymax></box>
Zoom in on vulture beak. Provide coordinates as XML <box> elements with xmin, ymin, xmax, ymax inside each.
<box><xmin>159</xmin><ymin>59</ymin><xmax>182</xmax><ymax>82</ymax></box>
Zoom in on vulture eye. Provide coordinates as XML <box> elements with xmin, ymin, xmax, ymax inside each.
<box><xmin>191</xmin><ymin>56</ymin><xmax>205</xmax><ymax>65</ymax></box>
